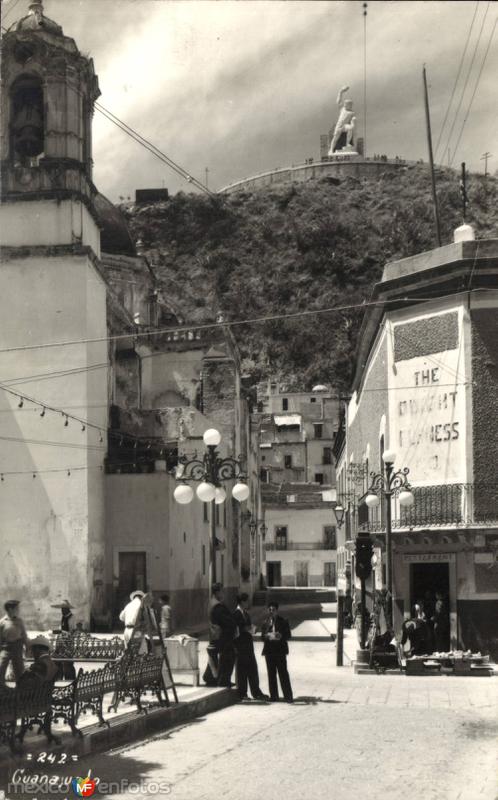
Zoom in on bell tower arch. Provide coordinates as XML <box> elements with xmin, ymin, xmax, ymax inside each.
<box><xmin>1</xmin><ymin>1</ymin><xmax>100</xmax><ymax>215</ymax></box>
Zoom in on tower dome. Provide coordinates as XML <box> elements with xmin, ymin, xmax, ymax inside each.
<box><xmin>9</xmin><ymin>2</ymin><xmax>63</xmax><ymax>36</ymax></box>
<box><xmin>1</xmin><ymin>0</ymin><xmax>100</xmax><ymax>206</ymax></box>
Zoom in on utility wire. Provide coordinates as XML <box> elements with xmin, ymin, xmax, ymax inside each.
<box><xmin>450</xmin><ymin>16</ymin><xmax>497</xmax><ymax>166</ymax></box>
<box><xmin>0</xmin><ymin>288</ymin><xmax>496</xmax><ymax>357</ymax></box>
<box><xmin>0</xmin><ymin>292</ymin><xmax>481</xmax><ymax>356</ymax></box>
<box><xmin>434</xmin><ymin>1</ymin><xmax>479</xmax><ymax>161</ymax></box>
<box><xmin>441</xmin><ymin>1</ymin><xmax>490</xmax><ymax>163</ymax></box>
<box><xmin>95</xmin><ymin>103</ymin><xmax>214</xmax><ymax>197</ymax></box>
<box><xmin>1</xmin><ymin>0</ymin><xmax>22</xmax><ymax>23</ymax></box>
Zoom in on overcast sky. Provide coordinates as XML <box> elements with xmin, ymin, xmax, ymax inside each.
<box><xmin>5</xmin><ymin>0</ymin><xmax>497</xmax><ymax>200</ymax></box>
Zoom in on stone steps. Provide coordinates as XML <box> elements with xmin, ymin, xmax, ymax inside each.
<box><xmin>253</xmin><ymin>587</ymin><xmax>337</xmax><ymax>605</ymax></box>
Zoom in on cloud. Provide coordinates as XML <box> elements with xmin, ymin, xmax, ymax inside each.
<box><xmin>40</xmin><ymin>0</ymin><xmax>498</xmax><ymax>199</ymax></box>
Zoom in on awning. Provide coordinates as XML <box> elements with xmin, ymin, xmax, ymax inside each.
<box><xmin>273</xmin><ymin>414</ymin><xmax>301</xmax><ymax>427</ymax></box>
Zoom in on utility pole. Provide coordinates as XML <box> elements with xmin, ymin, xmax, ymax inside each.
<box><xmin>481</xmin><ymin>152</ymin><xmax>492</xmax><ymax>177</ymax></box>
<box><xmin>423</xmin><ymin>65</ymin><xmax>441</xmax><ymax>247</ymax></box>
<box><xmin>363</xmin><ymin>3</ymin><xmax>368</xmax><ymax>158</ymax></box>
<box><xmin>205</xmin><ymin>167</ymin><xmax>209</xmax><ymax>189</ymax></box>
<box><xmin>460</xmin><ymin>162</ymin><xmax>468</xmax><ymax>223</ymax></box>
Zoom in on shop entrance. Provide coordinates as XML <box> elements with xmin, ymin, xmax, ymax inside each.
<box><xmin>267</xmin><ymin>561</ymin><xmax>281</xmax><ymax>587</ymax></box>
<box><xmin>410</xmin><ymin>562</ymin><xmax>450</xmax><ymax>614</ymax></box>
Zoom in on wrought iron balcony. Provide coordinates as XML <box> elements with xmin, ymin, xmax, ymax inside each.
<box><xmin>264</xmin><ymin>541</ymin><xmax>336</xmax><ymax>551</ymax></box>
<box><xmin>357</xmin><ymin>483</ymin><xmax>498</xmax><ymax>532</ymax></box>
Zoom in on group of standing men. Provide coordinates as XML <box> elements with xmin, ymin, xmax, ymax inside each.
<box><xmin>207</xmin><ymin>584</ymin><xmax>294</xmax><ymax>703</ymax></box>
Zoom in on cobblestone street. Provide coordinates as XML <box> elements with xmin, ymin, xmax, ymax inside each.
<box><xmin>42</xmin><ymin>641</ymin><xmax>498</xmax><ymax>800</ymax></box>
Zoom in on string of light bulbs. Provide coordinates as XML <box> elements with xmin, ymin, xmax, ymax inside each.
<box><xmin>0</xmin><ymin>381</ymin><xmax>178</xmax><ymax>453</ymax></box>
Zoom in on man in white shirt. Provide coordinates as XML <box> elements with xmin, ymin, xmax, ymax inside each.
<box><xmin>119</xmin><ymin>590</ymin><xmax>145</xmax><ymax>646</ymax></box>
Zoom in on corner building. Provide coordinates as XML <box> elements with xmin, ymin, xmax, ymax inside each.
<box><xmin>338</xmin><ymin>236</ymin><xmax>498</xmax><ymax>658</ymax></box>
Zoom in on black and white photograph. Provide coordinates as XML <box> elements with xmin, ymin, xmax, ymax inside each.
<box><xmin>0</xmin><ymin>0</ymin><xmax>497</xmax><ymax>798</ymax></box>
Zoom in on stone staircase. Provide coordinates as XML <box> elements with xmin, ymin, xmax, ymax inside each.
<box><xmin>253</xmin><ymin>587</ymin><xmax>337</xmax><ymax>605</ymax></box>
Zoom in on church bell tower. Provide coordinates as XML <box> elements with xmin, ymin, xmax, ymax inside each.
<box><xmin>1</xmin><ymin>1</ymin><xmax>100</xmax><ymax>214</ymax></box>
<box><xmin>0</xmin><ymin>3</ymin><xmax>109</xmax><ymax>628</ymax></box>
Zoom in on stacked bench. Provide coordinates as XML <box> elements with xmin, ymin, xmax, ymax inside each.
<box><xmin>0</xmin><ymin>631</ymin><xmax>174</xmax><ymax>752</ymax></box>
<box><xmin>52</xmin><ymin>653</ymin><xmax>168</xmax><ymax>736</ymax></box>
<box><xmin>50</xmin><ymin>632</ymin><xmax>125</xmax><ymax>662</ymax></box>
<box><xmin>0</xmin><ymin>683</ymin><xmax>61</xmax><ymax>754</ymax></box>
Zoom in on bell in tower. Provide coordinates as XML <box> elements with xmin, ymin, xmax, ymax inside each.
<box><xmin>1</xmin><ymin>1</ymin><xmax>100</xmax><ymax>201</ymax></box>
<box><xmin>11</xmin><ymin>74</ymin><xmax>45</xmax><ymax>160</ymax></box>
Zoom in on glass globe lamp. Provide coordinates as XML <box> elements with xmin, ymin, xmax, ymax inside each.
<box><xmin>365</xmin><ymin>492</ymin><xmax>380</xmax><ymax>508</ymax></box>
<box><xmin>232</xmin><ymin>482</ymin><xmax>250</xmax><ymax>502</ymax></box>
<box><xmin>196</xmin><ymin>481</ymin><xmax>216</xmax><ymax>502</ymax></box>
<box><xmin>214</xmin><ymin>487</ymin><xmax>227</xmax><ymax>505</ymax></box>
<box><xmin>398</xmin><ymin>489</ymin><xmax>415</xmax><ymax>507</ymax></box>
<box><xmin>203</xmin><ymin>428</ymin><xmax>221</xmax><ymax>447</ymax></box>
<box><xmin>174</xmin><ymin>484</ymin><xmax>194</xmax><ymax>505</ymax></box>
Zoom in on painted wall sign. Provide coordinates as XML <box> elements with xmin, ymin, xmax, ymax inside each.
<box><xmin>389</xmin><ymin>312</ymin><xmax>467</xmax><ymax>483</ymax></box>
<box><xmin>402</xmin><ymin>553</ymin><xmax>456</xmax><ymax>563</ymax></box>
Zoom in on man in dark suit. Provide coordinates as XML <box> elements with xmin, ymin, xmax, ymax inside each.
<box><xmin>233</xmin><ymin>593</ymin><xmax>268</xmax><ymax>701</ymax></box>
<box><xmin>261</xmin><ymin>601</ymin><xmax>293</xmax><ymax>703</ymax></box>
<box><xmin>209</xmin><ymin>583</ymin><xmax>236</xmax><ymax>688</ymax></box>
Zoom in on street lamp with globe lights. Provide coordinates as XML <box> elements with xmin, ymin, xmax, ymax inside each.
<box><xmin>365</xmin><ymin>449</ymin><xmax>414</xmax><ymax>628</ymax></box>
<box><xmin>173</xmin><ymin>428</ymin><xmax>249</xmax><ymax>587</ymax></box>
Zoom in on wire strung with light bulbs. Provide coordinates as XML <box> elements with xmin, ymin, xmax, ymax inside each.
<box><xmin>0</xmin><ymin>381</ymin><xmax>177</xmax><ymax>454</ymax></box>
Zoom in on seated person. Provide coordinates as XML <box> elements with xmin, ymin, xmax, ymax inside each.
<box><xmin>18</xmin><ymin>635</ymin><xmax>59</xmax><ymax>688</ymax></box>
<box><xmin>401</xmin><ymin>604</ymin><xmax>431</xmax><ymax>656</ymax></box>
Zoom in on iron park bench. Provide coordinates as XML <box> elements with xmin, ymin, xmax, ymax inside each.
<box><xmin>0</xmin><ymin>682</ymin><xmax>60</xmax><ymax>753</ymax></box>
<box><xmin>51</xmin><ymin>653</ymin><xmax>168</xmax><ymax>736</ymax></box>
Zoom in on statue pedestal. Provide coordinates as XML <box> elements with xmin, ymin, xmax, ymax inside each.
<box><xmin>329</xmin><ymin>148</ymin><xmax>359</xmax><ymax>159</ymax></box>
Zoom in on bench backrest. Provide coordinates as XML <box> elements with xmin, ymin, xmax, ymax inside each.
<box><xmin>52</xmin><ymin>633</ymin><xmax>124</xmax><ymax>660</ymax></box>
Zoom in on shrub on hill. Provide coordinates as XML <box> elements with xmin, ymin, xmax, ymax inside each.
<box><xmin>125</xmin><ymin>166</ymin><xmax>498</xmax><ymax>392</ymax></box>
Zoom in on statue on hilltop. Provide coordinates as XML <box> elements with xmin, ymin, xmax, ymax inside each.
<box><xmin>328</xmin><ymin>86</ymin><xmax>356</xmax><ymax>155</ymax></box>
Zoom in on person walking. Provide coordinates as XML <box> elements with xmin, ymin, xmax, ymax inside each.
<box><xmin>52</xmin><ymin>599</ymin><xmax>77</xmax><ymax>680</ymax></box>
<box><xmin>261</xmin><ymin>601</ymin><xmax>293</xmax><ymax>703</ymax></box>
<box><xmin>0</xmin><ymin>599</ymin><xmax>30</xmax><ymax>685</ymax></box>
<box><xmin>119</xmin><ymin>590</ymin><xmax>145</xmax><ymax>647</ymax></box>
<box><xmin>159</xmin><ymin>594</ymin><xmax>172</xmax><ymax>640</ymax></box>
<box><xmin>233</xmin><ymin>593</ymin><xmax>268</xmax><ymax>701</ymax></box>
<box><xmin>209</xmin><ymin>583</ymin><xmax>236</xmax><ymax>688</ymax></box>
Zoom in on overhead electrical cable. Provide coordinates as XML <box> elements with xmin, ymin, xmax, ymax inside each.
<box><xmin>434</xmin><ymin>0</ymin><xmax>479</xmax><ymax>161</ymax></box>
<box><xmin>441</xmin><ymin>1</ymin><xmax>490</xmax><ymax>162</ymax></box>
<box><xmin>0</xmin><ymin>288</ymin><xmax>495</xmax><ymax>357</ymax></box>
<box><xmin>450</xmin><ymin>15</ymin><xmax>497</xmax><ymax>166</ymax></box>
<box><xmin>95</xmin><ymin>103</ymin><xmax>214</xmax><ymax>197</ymax></box>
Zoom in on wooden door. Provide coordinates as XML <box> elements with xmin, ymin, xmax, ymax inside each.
<box><xmin>117</xmin><ymin>551</ymin><xmax>146</xmax><ymax>614</ymax></box>
<box><xmin>324</xmin><ymin>562</ymin><xmax>336</xmax><ymax>586</ymax></box>
<box><xmin>295</xmin><ymin>561</ymin><xmax>309</xmax><ymax>587</ymax></box>
<box><xmin>267</xmin><ymin>561</ymin><xmax>281</xmax><ymax>587</ymax></box>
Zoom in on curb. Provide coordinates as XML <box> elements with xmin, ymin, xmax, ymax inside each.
<box><xmin>0</xmin><ymin>687</ymin><xmax>238</xmax><ymax>783</ymax></box>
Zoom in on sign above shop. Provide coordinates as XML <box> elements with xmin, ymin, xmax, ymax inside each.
<box><xmin>402</xmin><ymin>553</ymin><xmax>456</xmax><ymax>563</ymax></box>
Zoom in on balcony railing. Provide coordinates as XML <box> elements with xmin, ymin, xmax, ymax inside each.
<box><xmin>264</xmin><ymin>541</ymin><xmax>336</xmax><ymax>551</ymax></box>
<box><xmin>357</xmin><ymin>483</ymin><xmax>498</xmax><ymax>532</ymax></box>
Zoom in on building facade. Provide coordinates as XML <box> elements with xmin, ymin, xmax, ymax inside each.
<box><xmin>257</xmin><ymin>382</ymin><xmax>339</xmax><ymax>486</ymax></box>
<box><xmin>336</xmin><ymin>235</ymin><xmax>498</xmax><ymax>658</ymax></box>
<box><xmin>262</xmin><ymin>483</ymin><xmax>337</xmax><ymax>588</ymax></box>
<box><xmin>0</xmin><ymin>2</ymin><xmax>258</xmax><ymax>630</ymax></box>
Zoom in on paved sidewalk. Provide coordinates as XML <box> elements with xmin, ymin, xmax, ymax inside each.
<box><xmin>10</xmin><ymin>640</ymin><xmax>496</xmax><ymax>800</ymax></box>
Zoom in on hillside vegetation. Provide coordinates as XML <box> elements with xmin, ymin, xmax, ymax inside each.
<box><xmin>124</xmin><ymin>165</ymin><xmax>498</xmax><ymax>393</ymax></box>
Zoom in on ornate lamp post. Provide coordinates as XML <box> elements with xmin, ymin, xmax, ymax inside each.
<box><xmin>332</xmin><ymin>501</ymin><xmax>347</xmax><ymax>666</ymax></box>
<box><xmin>173</xmin><ymin>428</ymin><xmax>249</xmax><ymax>588</ymax></box>
<box><xmin>365</xmin><ymin>449</ymin><xmax>415</xmax><ymax>628</ymax></box>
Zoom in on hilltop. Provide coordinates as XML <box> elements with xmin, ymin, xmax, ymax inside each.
<box><xmin>124</xmin><ymin>165</ymin><xmax>498</xmax><ymax>393</ymax></box>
